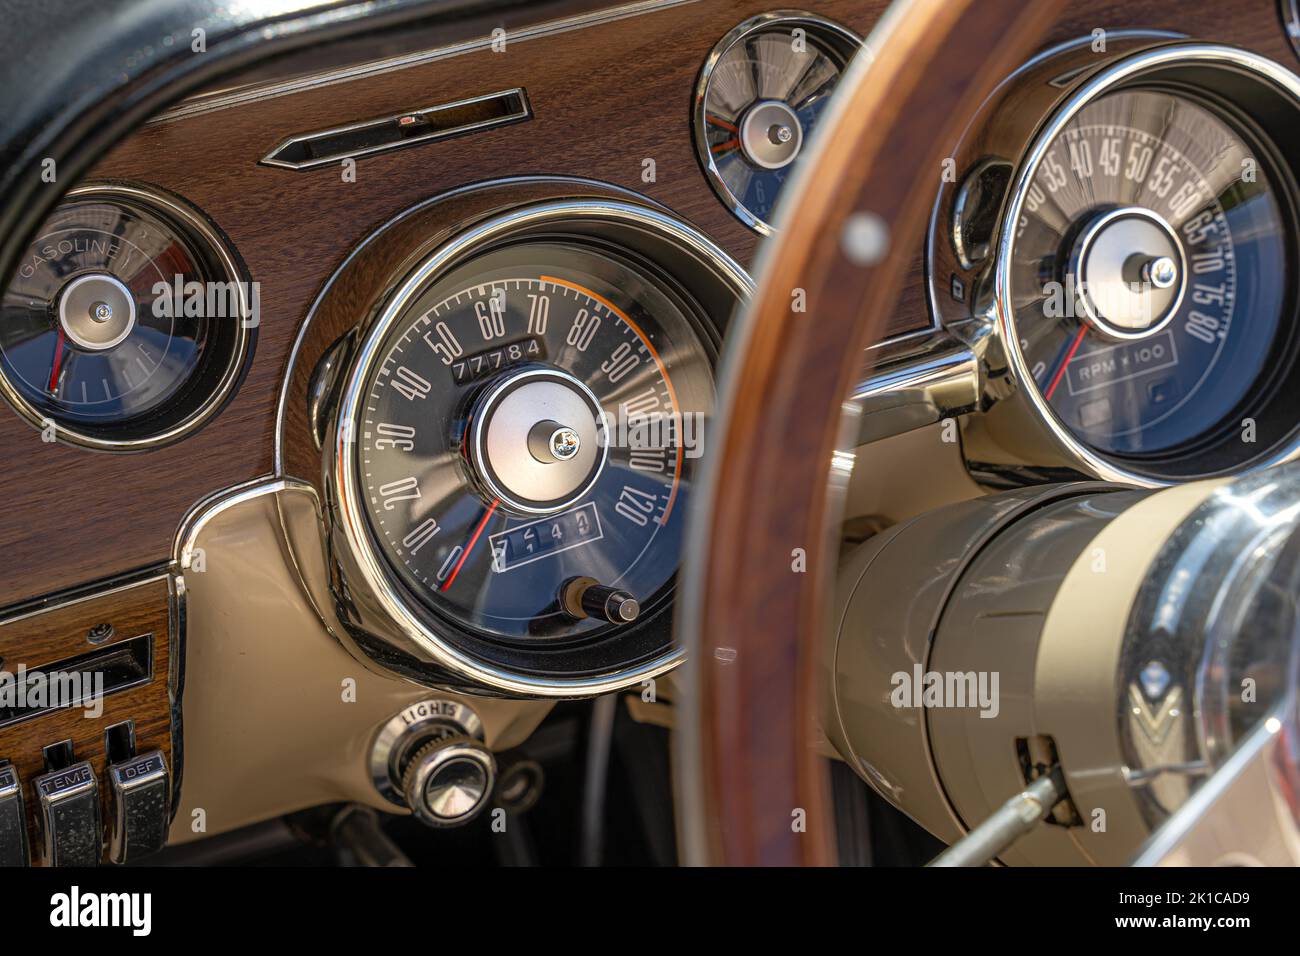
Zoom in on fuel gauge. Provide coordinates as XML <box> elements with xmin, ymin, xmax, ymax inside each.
<box><xmin>0</xmin><ymin>183</ymin><xmax>253</xmax><ymax>450</ymax></box>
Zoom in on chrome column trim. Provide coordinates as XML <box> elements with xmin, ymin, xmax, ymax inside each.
<box><xmin>848</xmin><ymin>330</ymin><xmax>981</xmax><ymax>446</ymax></box>
<box><xmin>1133</xmin><ymin>704</ymin><xmax>1299</xmax><ymax>865</ymax></box>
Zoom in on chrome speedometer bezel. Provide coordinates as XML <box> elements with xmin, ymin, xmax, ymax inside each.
<box><xmin>991</xmin><ymin>44</ymin><xmax>1300</xmax><ymax>485</ymax></box>
<box><xmin>326</xmin><ymin>195</ymin><xmax>751</xmax><ymax>698</ymax></box>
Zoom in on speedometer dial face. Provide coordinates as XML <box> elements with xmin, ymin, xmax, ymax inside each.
<box><xmin>1009</xmin><ymin>88</ymin><xmax>1291</xmax><ymax>463</ymax></box>
<box><xmin>355</xmin><ymin>241</ymin><xmax>714</xmax><ymax>644</ymax></box>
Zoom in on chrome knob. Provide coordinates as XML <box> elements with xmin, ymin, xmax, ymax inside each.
<box><xmin>561</xmin><ymin>577</ymin><xmax>641</xmax><ymax>624</ymax></box>
<box><xmin>400</xmin><ymin>736</ymin><xmax>496</xmax><ymax>828</ymax></box>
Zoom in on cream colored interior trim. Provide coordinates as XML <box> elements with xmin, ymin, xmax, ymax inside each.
<box><xmin>169</xmin><ymin>479</ymin><xmax>552</xmax><ymax>844</ymax></box>
<box><xmin>1034</xmin><ymin>479</ymin><xmax>1226</xmax><ymax>865</ymax></box>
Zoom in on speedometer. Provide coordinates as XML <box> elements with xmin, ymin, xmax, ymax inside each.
<box><xmin>320</xmin><ymin>194</ymin><xmax>749</xmax><ymax>694</ymax></box>
<box><xmin>355</xmin><ymin>241</ymin><xmax>714</xmax><ymax>643</ymax></box>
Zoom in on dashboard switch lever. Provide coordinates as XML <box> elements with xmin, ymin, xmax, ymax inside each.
<box><xmin>34</xmin><ymin>760</ymin><xmax>101</xmax><ymax>866</ymax></box>
<box><xmin>107</xmin><ymin>749</ymin><xmax>170</xmax><ymax>864</ymax></box>
<box><xmin>0</xmin><ymin>763</ymin><xmax>29</xmax><ymax>866</ymax></box>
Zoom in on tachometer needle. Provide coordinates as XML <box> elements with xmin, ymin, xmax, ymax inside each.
<box><xmin>1044</xmin><ymin>325</ymin><xmax>1088</xmax><ymax>401</ymax></box>
<box><xmin>439</xmin><ymin>498</ymin><xmax>499</xmax><ymax>592</ymax></box>
<box><xmin>47</xmin><ymin>327</ymin><xmax>67</xmax><ymax>394</ymax></box>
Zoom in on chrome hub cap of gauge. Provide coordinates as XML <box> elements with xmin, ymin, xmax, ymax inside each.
<box><xmin>739</xmin><ymin>100</ymin><xmax>803</xmax><ymax>170</ymax></box>
<box><xmin>1068</xmin><ymin>206</ymin><xmax>1186</xmax><ymax>341</ymax></box>
<box><xmin>57</xmin><ymin>272</ymin><xmax>137</xmax><ymax>351</ymax></box>
<box><xmin>470</xmin><ymin>366</ymin><xmax>608</xmax><ymax>515</ymax></box>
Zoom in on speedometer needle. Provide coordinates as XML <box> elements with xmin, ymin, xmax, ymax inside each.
<box><xmin>439</xmin><ymin>498</ymin><xmax>499</xmax><ymax>592</ymax></box>
<box><xmin>1044</xmin><ymin>325</ymin><xmax>1088</xmax><ymax>401</ymax></box>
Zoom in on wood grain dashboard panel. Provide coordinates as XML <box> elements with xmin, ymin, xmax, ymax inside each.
<box><xmin>0</xmin><ymin>0</ymin><xmax>1292</xmax><ymax>610</ymax></box>
<box><xmin>0</xmin><ymin>573</ymin><xmax>175</xmax><ymax>864</ymax></box>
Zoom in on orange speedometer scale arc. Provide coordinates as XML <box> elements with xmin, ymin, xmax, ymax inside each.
<box><xmin>539</xmin><ymin>274</ymin><xmax>685</xmax><ymax>525</ymax></box>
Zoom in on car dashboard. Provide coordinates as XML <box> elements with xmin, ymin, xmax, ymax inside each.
<box><xmin>1</xmin><ymin>0</ymin><xmax>1298</xmax><ymax>875</ymax></box>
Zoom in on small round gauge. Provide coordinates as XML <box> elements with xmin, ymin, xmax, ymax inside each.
<box><xmin>0</xmin><ymin>183</ymin><xmax>253</xmax><ymax>449</ymax></box>
<box><xmin>694</xmin><ymin>13</ymin><xmax>862</xmax><ymax>234</ymax></box>
<box><xmin>352</xmin><ymin>240</ymin><xmax>716</xmax><ymax>648</ymax></box>
<box><xmin>1005</xmin><ymin>81</ymin><xmax>1300</xmax><ymax>478</ymax></box>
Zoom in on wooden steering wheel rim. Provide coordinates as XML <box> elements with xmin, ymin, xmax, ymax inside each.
<box><xmin>674</xmin><ymin>0</ymin><xmax>1067</xmax><ymax>866</ymax></box>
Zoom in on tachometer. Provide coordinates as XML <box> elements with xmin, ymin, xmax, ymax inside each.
<box><xmin>1010</xmin><ymin>88</ymin><xmax>1289</xmax><ymax>460</ymax></box>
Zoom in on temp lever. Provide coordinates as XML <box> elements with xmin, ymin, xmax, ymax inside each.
<box><xmin>34</xmin><ymin>760</ymin><xmax>101</xmax><ymax>866</ymax></box>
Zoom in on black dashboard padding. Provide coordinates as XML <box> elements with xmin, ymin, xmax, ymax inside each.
<box><xmin>0</xmin><ymin>0</ymin><xmax>508</xmax><ymax>300</ymax></box>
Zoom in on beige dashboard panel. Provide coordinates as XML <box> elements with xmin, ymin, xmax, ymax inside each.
<box><xmin>169</xmin><ymin>480</ymin><xmax>552</xmax><ymax>844</ymax></box>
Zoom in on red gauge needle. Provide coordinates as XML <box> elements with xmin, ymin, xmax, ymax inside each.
<box><xmin>439</xmin><ymin>499</ymin><xmax>499</xmax><ymax>592</ymax></box>
<box><xmin>47</xmin><ymin>327</ymin><xmax>67</xmax><ymax>394</ymax></box>
<box><xmin>711</xmin><ymin>138</ymin><xmax>740</xmax><ymax>156</ymax></box>
<box><xmin>705</xmin><ymin>114</ymin><xmax>738</xmax><ymax>133</ymax></box>
<box><xmin>1044</xmin><ymin>325</ymin><xmax>1088</xmax><ymax>401</ymax></box>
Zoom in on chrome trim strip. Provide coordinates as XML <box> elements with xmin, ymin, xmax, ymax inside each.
<box><xmin>260</xmin><ymin>88</ymin><xmax>531</xmax><ymax>170</ymax></box>
<box><xmin>849</xmin><ymin>331</ymin><xmax>980</xmax><ymax>445</ymax></box>
<box><xmin>149</xmin><ymin>0</ymin><xmax>700</xmax><ymax>125</ymax></box>
<box><xmin>993</xmin><ymin>44</ymin><xmax>1300</xmax><ymax>487</ymax></box>
<box><xmin>173</xmin><ymin>476</ymin><xmax>308</xmax><ymax>568</ymax></box>
<box><xmin>0</xmin><ymin>569</ymin><xmax>170</xmax><ymax>628</ymax></box>
<box><xmin>330</xmin><ymin>198</ymin><xmax>751</xmax><ymax>697</ymax></box>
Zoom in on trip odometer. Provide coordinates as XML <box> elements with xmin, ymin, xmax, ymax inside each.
<box><xmin>353</xmin><ymin>240</ymin><xmax>716</xmax><ymax>648</ymax></box>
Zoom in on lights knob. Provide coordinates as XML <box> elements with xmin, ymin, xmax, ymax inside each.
<box><xmin>400</xmin><ymin>736</ymin><xmax>496</xmax><ymax>828</ymax></box>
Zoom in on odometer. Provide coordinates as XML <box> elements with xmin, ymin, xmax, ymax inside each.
<box><xmin>353</xmin><ymin>240</ymin><xmax>715</xmax><ymax>644</ymax></box>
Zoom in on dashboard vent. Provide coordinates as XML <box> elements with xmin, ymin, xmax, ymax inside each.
<box><xmin>261</xmin><ymin>88</ymin><xmax>531</xmax><ymax>170</ymax></box>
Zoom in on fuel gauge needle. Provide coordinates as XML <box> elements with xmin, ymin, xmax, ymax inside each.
<box><xmin>47</xmin><ymin>327</ymin><xmax>67</xmax><ymax>394</ymax></box>
<box><xmin>439</xmin><ymin>498</ymin><xmax>499</xmax><ymax>592</ymax></box>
